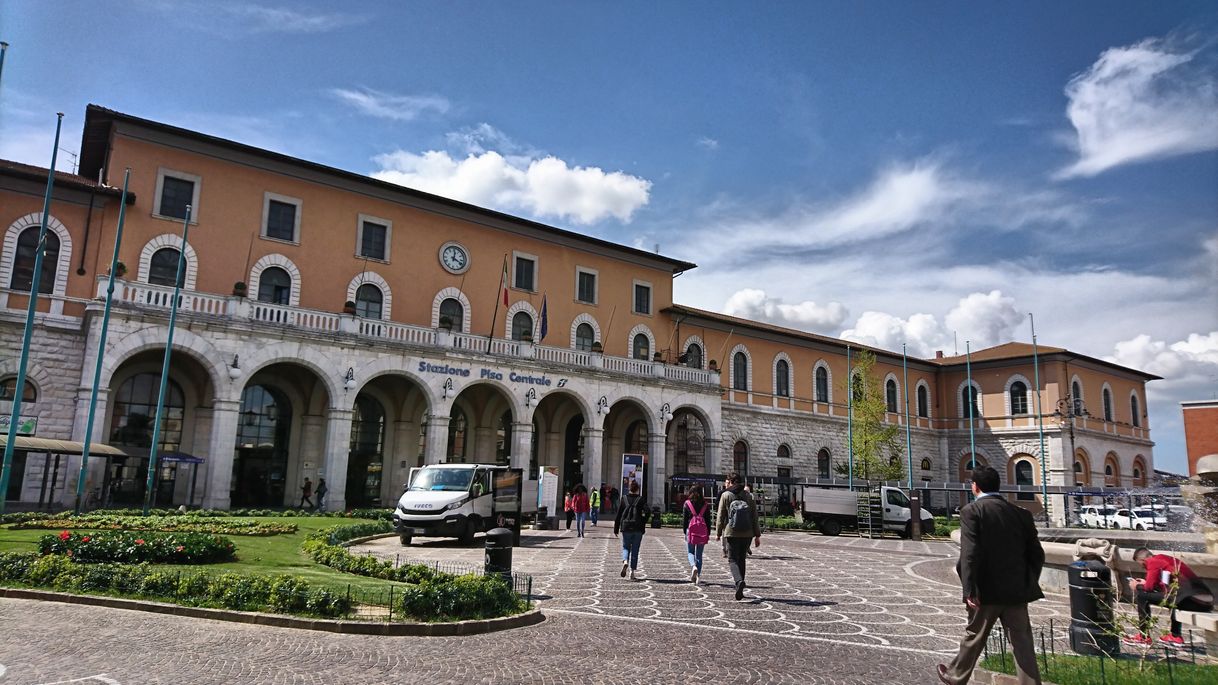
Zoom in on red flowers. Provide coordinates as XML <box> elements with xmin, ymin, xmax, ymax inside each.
<box><xmin>175</xmin><ymin>545</ymin><xmax>185</xmax><ymax>552</ymax></box>
<box><xmin>59</xmin><ymin>530</ymin><xmax>71</xmax><ymax>541</ymax></box>
<box><xmin>135</xmin><ymin>539</ymin><xmax>145</xmax><ymax>545</ymax></box>
<box><xmin>82</xmin><ymin>536</ymin><xmax>91</xmax><ymax>543</ymax></box>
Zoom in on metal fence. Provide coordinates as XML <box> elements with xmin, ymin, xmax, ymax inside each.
<box><xmin>379</xmin><ymin>552</ymin><xmax>535</xmax><ymax>603</ymax></box>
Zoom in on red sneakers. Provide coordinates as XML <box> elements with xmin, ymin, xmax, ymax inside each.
<box><xmin>1159</xmin><ymin>634</ymin><xmax>1185</xmax><ymax>647</ymax></box>
<box><xmin>1122</xmin><ymin>633</ymin><xmax>1154</xmax><ymax>646</ymax></box>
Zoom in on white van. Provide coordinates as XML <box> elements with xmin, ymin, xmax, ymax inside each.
<box><xmin>391</xmin><ymin>464</ymin><xmax>537</xmax><ymax>546</ymax></box>
<box><xmin>800</xmin><ymin>485</ymin><xmax>934</xmax><ymax>537</ymax></box>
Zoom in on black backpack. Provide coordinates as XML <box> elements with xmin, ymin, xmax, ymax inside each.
<box><xmin>622</xmin><ymin>495</ymin><xmax>649</xmax><ymax>529</ymax></box>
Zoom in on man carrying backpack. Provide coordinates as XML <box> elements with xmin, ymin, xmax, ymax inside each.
<box><xmin>613</xmin><ymin>479</ymin><xmax>650</xmax><ymax>580</ymax></box>
<box><xmin>717</xmin><ymin>472</ymin><xmax>761</xmax><ymax>600</ymax></box>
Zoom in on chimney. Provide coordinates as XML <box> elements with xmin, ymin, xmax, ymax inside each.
<box><xmin>935</xmin><ymin>350</ymin><xmax>944</xmax><ymax>359</ymax></box>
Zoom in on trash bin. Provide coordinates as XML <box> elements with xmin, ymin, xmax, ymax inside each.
<box><xmin>533</xmin><ymin>506</ymin><xmax>548</xmax><ymax>530</ymax></box>
<box><xmin>484</xmin><ymin>527</ymin><xmax>513</xmax><ymax>581</ymax></box>
<box><xmin>651</xmin><ymin>506</ymin><xmax>662</xmax><ymax>529</ymax></box>
<box><xmin>1068</xmin><ymin>559</ymin><xmax>1119</xmax><ymax>656</ymax></box>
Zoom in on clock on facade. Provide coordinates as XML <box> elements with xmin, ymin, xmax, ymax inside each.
<box><xmin>439</xmin><ymin>242</ymin><xmax>470</xmax><ymax>274</ymax></box>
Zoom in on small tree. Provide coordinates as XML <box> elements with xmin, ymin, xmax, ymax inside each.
<box><xmin>834</xmin><ymin>349</ymin><xmax>906</xmax><ymax>482</ymax></box>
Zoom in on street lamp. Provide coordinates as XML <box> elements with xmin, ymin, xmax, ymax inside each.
<box><xmin>227</xmin><ymin>354</ymin><xmax>241</xmax><ymax>381</ymax></box>
<box><xmin>658</xmin><ymin>402</ymin><xmax>674</xmax><ymax>422</ymax></box>
<box><xmin>1053</xmin><ymin>394</ymin><xmax>1090</xmax><ymax>524</ymax></box>
<box><xmin>597</xmin><ymin>396</ymin><xmax>611</xmax><ymax>416</ymax></box>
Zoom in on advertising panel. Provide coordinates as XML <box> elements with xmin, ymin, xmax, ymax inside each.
<box><xmin>621</xmin><ymin>453</ymin><xmax>645</xmax><ymax>498</ymax></box>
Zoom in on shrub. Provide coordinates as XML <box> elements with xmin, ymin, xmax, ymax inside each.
<box><xmin>398</xmin><ymin>574</ymin><xmax>526</xmax><ymax>622</ymax></box>
<box><xmin>39</xmin><ymin>530</ymin><xmax>236</xmax><ymax>564</ymax></box>
<box><xmin>13</xmin><ymin>515</ymin><xmax>296</xmax><ymax>536</ymax></box>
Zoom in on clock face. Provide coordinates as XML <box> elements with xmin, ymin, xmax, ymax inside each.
<box><xmin>439</xmin><ymin>243</ymin><xmax>469</xmax><ymax>273</ymax></box>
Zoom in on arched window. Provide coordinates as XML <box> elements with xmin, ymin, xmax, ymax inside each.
<box><xmin>147</xmin><ymin>247</ymin><xmax>185</xmax><ymax>287</ymax></box>
<box><xmin>257</xmin><ymin>266</ymin><xmax>291</xmax><ymax>305</ymax></box>
<box><xmin>684</xmin><ymin>343</ymin><xmax>703</xmax><ymax>369</ymax></box>
<box><xmin>511</xmin><ymin>311</ymin><xmax>534</xmax><ymax>341</ymax></box>
<box><xmin>815</xmin><ymin>366</ymin><xmax>829</xmax><ymax>403</ymax></box>
<box><xmin>109</xmin><ymin>372</ymin><xmax>185</xmax><ymax>452</ymax></box>
<box><xmin>1073</xmin><ymin>460</ymin><xmax>1085</xmax><ymax>486</ymax></box>
<box><xmin>733</xmin><ymin>440</ymin><xmax>748</xmax><ymax>476</ymax></box>
<box><xmin>851</xmin><ymin>373</ymin><xmax>864</xmax><ymax>402</ymax></box>
<box><xmin>347</xmin><ymin>394</ymin><xmax>386</xmax><ymax>507</ymax></box>
<box><xmin>1015</xmin><ymin>460</ymin><xmax>1034</xmax><ymax>500</ymax></box>
<box><xmin>917</xmin><ymin>385</ymin><xmax>929</xmax><ymax>418</ymax></box>
<box><xmin>624</xmin><ymin>420</ymin><xmax>649</xmax><ymax>454</ymax></box>
<box><xmin>1130</xmin><ymin>395</ymin><xmax>1141</xmax><ymax>428</ymax></box>
<box><xmin>575</xmin><ymin>323</ymin><xmax>595</xmax><ymax>351</ymax></box>
<box><xmin>1010</xmin><ymin>381</ymin><xmax>1028</xmax><ymax>415</ymax></box>
<box><xmin>632</xmin><ymin>333</ymin><xmax>650</xmax><ymax>360</ymax></box>
<box><xmin>1072</xmin><ymin>380</ymin><xmax>1083</xmax><ymax>414</ymax></box>
<box><xmin>439</xmin><ymin>298</ymin><xmax>464</xmax><ymax>330</ymax></box>
<box><xmin>354</xmin><ymin>283</ymin><xmax>383</xmax><ymax>319</ymax></box>
<box><xmin>776</xmin><ymin>359</ymin><xmax>790</xmax><ymax>397</ymax></box>
<box><xmin>447</xmin><ymin>407</ymin><xmax>468</xmax><ymax>462</ymax></box>
<box><xmin>920</xmin><ymin>457</ymin><xmax>932</xmax><ymax>471</ymax></box>
<box><xmin>733</xmin><ymin>351</ymin><xmax>748</xmax><ymax>391</ymax></box>
<box><xmin>817</xmin><ymin>448</ymin><xmax>831</xmax><ymax>478</ymax></box>
<box><xmin>10</xmin><ymin>227</ymin><xmax>59</xmax><ymax>293</ymax></box>
<box><xmin>0</xmin><ymin>377</ymin><xmax>37</xmax><ymax>402</ymax></box>
<box><xmin>777</xmin><ymin>444</ymin><xmax>791</xmax><ymax>461</ymax></box>
<box><xmin>1102</xmin><ymin>387</ymin><xmax>1113</xmax><ymax>421</ymax></box>
<box><xmin>885</xmin><ymin>379</ymin><xmax>898</xmax><ymax>413</ymax></box>
<box><xmin>962</xmin><ymin>385</ymin><xmax>979</xmax><ymax>418</ymax></box>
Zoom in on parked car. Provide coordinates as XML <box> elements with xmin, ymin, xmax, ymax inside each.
<box><xmin>1078</xmin><ymin>505</ymin><xmax>1118</xmax><ymax>528</ymax></box>
<box><xmin>1110</xmin><ymin>508</ymin><xmax>1166</xmax><ymax>530</ymax></box>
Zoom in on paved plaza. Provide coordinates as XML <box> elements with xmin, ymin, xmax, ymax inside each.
<box><xmin>0</xmin><ymin>526</ymin><xmax>1073</xmax><ymax>684</ymax></box>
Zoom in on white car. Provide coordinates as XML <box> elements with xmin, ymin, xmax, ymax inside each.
<box><xmin>1124</xmin><ymin>508</ymin><xmax>1168</xmax><ymax>530</ymax></box>
<box><xmin>1078</xmin><ymin>505</ymin><xmax>1117</xmax><ymax>528</ymax></box>
<box><xmin>1110</xmin><ymin>508</ymin><xmax>1163</xmax><ymax>530</ymax></box>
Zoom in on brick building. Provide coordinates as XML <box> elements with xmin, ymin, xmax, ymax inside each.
<box><xmin>1182</xmin><ymin>399</ymin><xmax>1218</xmax><ymax>476</ymax></box>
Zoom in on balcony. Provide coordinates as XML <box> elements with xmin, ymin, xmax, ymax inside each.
<box><xmin>98</xmin><ymin>278</ymin><xmax>719</xmax><ymax>386</ymax></box>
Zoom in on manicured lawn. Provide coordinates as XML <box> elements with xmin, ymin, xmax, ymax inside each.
<box><xmin>0</xmin><ymin>516</ymin><xmax>403</xmax><ymax>597</ymax></box>
<box><xmin>981</xmin><ymin>652</ymin><xmax>1216</xmax><ymax>685</ymax></box>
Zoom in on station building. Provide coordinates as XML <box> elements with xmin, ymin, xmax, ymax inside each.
<box><xmin>0</xmin><ymin>105</ymin><xmax>1158</xmax><ymax>524</ymax></box>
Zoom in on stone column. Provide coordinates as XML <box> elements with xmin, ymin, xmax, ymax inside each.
<box><xmin>583</xmin><ymin>428</ymin><xmax>604</xmax><ymax>489</ymax></box>
<box><xmin>423</xmin><ymin>414</ymin><xmax>450</xmax><ymax>464</ymax></box>
<box><xmin>474</xmin><ymin>426</ymin><xmax>495</xmax><ymax>463</ymax></box>
<box><xmin>511</xmin><ymin>421</ymin><xmax>534</xmax><ymax>473</ymax></box>
<box><xmin>704</xmin><ymin>437</ymin><xmax>722</xmax><ymax>475</ymax></box>
<box><xmin>386</xmin><ymin>419</ymin><xmax>417</xmax><ymax>499</ymax></box>
<box><xmin>321</xmin><ymin>408</ymin><xmax>353</xmax><ymax>512</ymax></box>
<box><xmin>61</xmin><ymin>387</ymin><xmax>111</xmax><ymax>506</ymax></box>
<box><xmin>203</xmin><ymin>399</ymin><xmax>241</xmax><ymax>510</ymax></box>
<box><xmin>648</xmin><ymin>431</ymin><xmax>667</xmax><ymax>509</ymax></box>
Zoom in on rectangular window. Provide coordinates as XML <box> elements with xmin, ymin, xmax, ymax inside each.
<box><xmin>154</xmin><ymin>168</ymin><xmax>201</xmax><ymax>222</ymax></box>
<box><xmin>633</xmin><ymin>281</ymin><xmax>651</xmax><ymax>315</ymax></box>
<box><xmin>576</xmin><ymin>268</ymin><xmax>597</xmax><ymax>304</ymax></box>
<box><xmin>265</xmin><ymin>201</ymin><xmax>297</xmax><ymax>241</ymax></box>
<box><xmin>360</xmin><ymin>221</ymin><xmax>387</xmax><ymax>260</ymax></box>
<box><xmin>513</xmin><ymin>253</ymin><xmax>536</xmax><ymax>291</ymax></box>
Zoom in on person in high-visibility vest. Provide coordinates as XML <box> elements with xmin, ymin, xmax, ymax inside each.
<box><xmin>589</xmin><ymin>487</ymin><xmax>601</xmax><ymax>526</ymax></box>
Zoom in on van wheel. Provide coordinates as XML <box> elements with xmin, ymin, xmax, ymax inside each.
<box><xmin>820</xmin><ymin>519</ymin><xmax>842</xmax><ymax>536</ymax></box>
<box><xmin>901</xmin><ymin>522</ymin><xmax>913</xmax><ymax>539</ymax></box>
<box><xmin>399</xmin><ymin>534</ymin><xmax>412</xmax><ymax>546</ymax></box>
<box><xmin>1136</xmin><ymin>524</ymin><xmax>1145</xmax><ymax>531</ymax></box>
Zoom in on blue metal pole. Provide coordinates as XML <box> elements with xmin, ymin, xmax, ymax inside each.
<box><xmin>75</xmin><ymin>169</ymin><xmax>130</xmax><ymax>513</ymax></box>
<box><xmin>847</xmin><ymin>345</ymin><xmax>853</xmax><ymax>488</ymax></box>
<box><xmin>903</xmin><ymin>343</ymin><xmax>913</xmax><ymax>490</ymax></box>
<box><xmin>1030</xmin><ymin>313</ymin><xmax>1049</xmax><ymax>523</ymax></box>
<box><xmin>966</xmin><ymin>341</ymin><xmax>976</xmax><ymax>469</ymax></box>
<box><xmin>0</xmin><ymin>113</ymin><xmax>63</xmax><ymax>515</ymax></box>
<box><xmin>0</xmin><ymin>42</ymin><xmax>9</xmax><ymax>96</ymax></box>
<box><xmin>142</xmin><ymin>205</ymin><xmax>191</xmax><ymax>515</ymax></box>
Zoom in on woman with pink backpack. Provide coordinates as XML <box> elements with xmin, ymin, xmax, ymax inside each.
<box><xmin>682</xmin><ymin>484</ymin><xmax>712</xmax><ymax>584</ymax></box>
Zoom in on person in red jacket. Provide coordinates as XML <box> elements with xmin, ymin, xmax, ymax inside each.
<box><xmin>571</xmin><ymin>484</ymin><xmax>591</xmax><ymax>538</ymax></box>
<box><xmin>1126</xmin><ymin>547</ymin><xmax>1214</xmax><ymax>646</ymax></box>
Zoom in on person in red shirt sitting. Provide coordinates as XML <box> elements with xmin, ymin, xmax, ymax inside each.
<box><xmin>1125</xmin><ymin>547</ymin><xmax>1214</xmax><ymax>646</ymax></box>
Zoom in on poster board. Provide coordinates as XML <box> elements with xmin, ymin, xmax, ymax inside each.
<box><xmin>621</xmin><ymin>453</ymin><xmax>644</xmax><ymax>499</ymax></box>
<box><xmin>492</xmin><ymin>468</ymin><xmax>523</xmax><ymax>545</ymax></box>
<box><xmin>538</xmin><ymin>466</ymin><xmax>559</xmax><ymax>518</ymax></box>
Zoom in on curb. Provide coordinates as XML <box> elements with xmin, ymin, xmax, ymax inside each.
<box><xmin>972</xmin><ymin>668</ymin><xmax>1060</xmax><ymax>685</ymax></box>
<box><xmin>0</xmin><ymin>588</ymin><xmax>544</xmax><ymax>636</ymax></box>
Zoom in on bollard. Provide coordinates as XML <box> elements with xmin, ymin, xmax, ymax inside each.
<box><xmin>909</xmin><ymin>494</ymin><xmax>923</xmax><ymax>541</ymax></box>
<box><xmin>651</xmin><ymin>506</ymin><xmax>662</xmax><ymax>529</ymax></box>
<box><xmin>484</xmin><ymin>527</ymin><xmax>514</xmax><ymax>581</ymax></box>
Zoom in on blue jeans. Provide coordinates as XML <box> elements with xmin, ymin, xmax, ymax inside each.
<box><xmin>590</xmin><ymin>508</ymin><xmax>598</xmax><ymax>525</ymax></box>
<box><xmin>621</xmin><ymin>531</ymin><xmax>643</xmax><ymax>569</ymax></box>
<box><xmin>576</xmin><ymin>512</ymin><xmax>587</xmax><ymax>536</ymax></box>
<box><xmin>687</xmin><ymin>542</ymin><xmax>705</xmax><ymax>572</ymax></box>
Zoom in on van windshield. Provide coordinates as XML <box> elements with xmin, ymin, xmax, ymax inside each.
<box><xmin>409</xmin><ymin>468</ymin><xmax>474</xmax><ymax>492</ymax></box>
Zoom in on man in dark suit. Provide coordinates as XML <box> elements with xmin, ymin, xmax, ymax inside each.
<box><xmin>938</xmin><ymin>466</ymin><xmax>1045</xmax><ymax>685</ymax></box>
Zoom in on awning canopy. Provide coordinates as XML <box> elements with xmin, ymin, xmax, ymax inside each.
<box><xmin>159</xmin><ymin>451</ymin><xmax>204</xmax><ymax>464</ymax></box>
<box><xmin>0</xmin><ymin>435</ymin><xmax>130</xmax><ymax>457</ymax></box>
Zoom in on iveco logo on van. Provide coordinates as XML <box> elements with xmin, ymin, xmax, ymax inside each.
<box><xmin>415</xmin><ymin>503</ymin><xmax>434</xmax><ymax>509</ymax></box>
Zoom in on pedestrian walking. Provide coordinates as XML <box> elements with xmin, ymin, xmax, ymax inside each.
<box><xmin>572</xmin><ymin>484</ymin><xmax>591</xmax><ymax>537</ymax></box>
<box><xmin>1124</xmin><ymin>547</ymin><xmax>1214</xmax><ymax>646</ymax></box>
<box><xmin>589</xmin><ymin>486</ymin><xmax>601</xmax><ymax>526</ymax></box>
<box><xmin>716</xmin><ymin>472</ymin><xmax>761</xmax><ymax>600</ymax></box>
<box><xmin>315</xmin><ymin>478</ymin><xmax>328</xmax><ymax>512</ymax></box>
<box><xmin>299</xmin><ymin>477</ymin><xmax>314</xmax><ymax>510</ymax></box>
<box><xmin>613</xmin><ymin>479</ymin><xmax>650</xmax><ymax>580</ymax></box>
<box><xmin>937</xmin><ymin>466</ymin><xmax>1044</xmax><ymax>685</ymax></box>
<box><xmin>683</xmin><ymin>484</ymin><xmax>712</xmax><ymax>584</ymax></box>
<box><xmin>564</xmin><ymin>490</ymin><xmax>575</xmax><ymax>530</ymax></box>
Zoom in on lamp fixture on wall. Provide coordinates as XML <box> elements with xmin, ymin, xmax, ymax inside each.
<box><xmin>597</xmin><ymin>395</ymin><xmax>610</xmax><ymax>416</ymax></box>
<box><xmin>524</xmin><ymin>387</ymin><xmax>537</xmax><ymax>408</ymax></box>
<box><xmin>442</xmin><ymin>378</ymin><xmax>454</xmax><ymax>399</ymax></box>
<box><xmin>227</xmin><ymin>354</ymin><xmax>241</xmax><ymax>381</ymax></box>
<box><xmin>659</xmin><ymin>402</ymin><xmax>674</xmax><ymax>422</ymax></box>
<box><xmin>342</xmin><ymin>367</ymin><xmax>356</xmax><ymax>392</ymax></box>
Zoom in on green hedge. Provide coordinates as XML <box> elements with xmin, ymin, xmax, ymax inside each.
<box><xmin>39</xmin><ymin>530</ymin><xmax>236</xmax><ymax>564</ymax></box>
<box><xmin>0</xmin><ymin>552</ymin><xmax>350</xmax><ymax>617</ymax></box>
<box><xmin>13</xmin><ymin>515</ymin><xmax>295</xmax><ymax>536</ymax></box>
<box><xmin>399</xmin><ymin>574</ymin><xmax>526</xmax><ymax>622</ymax></box>
<box><xmin>301</xmin><ymin>522</ymin><xmax>446</xmax><ymax>584</ymax></box>
<box><xmin>0</xmin><ymin>508</ymin><xmax>392</xmax><ymax>525</ymax></box>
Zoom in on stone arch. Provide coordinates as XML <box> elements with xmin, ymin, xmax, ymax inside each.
<box><xmin>1073</xmin><ymin>448</ymin><xmax>1092</xmax><ymax>486</ymax></box>
<box><xmin>1131</xmin><ymin>455</ymin><xmax>1148</xmax><ymax>486</ymax></box>
<box><xmin>607</xmin><ymin>394</ymin><xmax>658</xmax><ymax>435</ymax></box>
<box><xmin>249</xmin><ymin>253</ymin><xmax>301</xmax><ymax>307</ymax></box>
<box><xmin>813</xmin><ymin>359</ymin><xmax>833</xmax><ymax>404</ymax></box>
<box><xmin>772</xmin><ymin>352</ymin><xmax>793</xmax><ymax>398</ymax></box>
<box><xmin>682</xmin><ymin>335</ymin><xmax>706</xmax><ymax>367</ymax></box>
<box><xmin>504</xmin><ymin>300</ymin><xmax>539</xmax><ymax>339</ymax></box>
<box><xmin>1003</xmin><ymin>373</ymin><xmax>1033</xmax><ymax>417</ymax></box>
<box><xmin>569</xmin><ymin>312</ymin><xmax>601</xmax><ymax>349</ymax></box>
<box><xmin>957</xmin><ymin>447</ymin><xmax>989</xmax><ymax>479</ymax></box>
<box><xmin>882</xmin><ymin>372</ymin><xmax>900</xmax><ymax>413</ymax></box>
<box><xmin>1103</xmin><ymin>451</ymin><xmax>1121</xmax><ymax>486</ymax></box>
<box><xmin>729</xmin><ymin>343</ymin><xmax>752</xmax><ymax>392</ymax></box>
<box><xmin>431</xmin><ymin>287</ymin><xmax>472</xmax><ymax>333</ymax></box>
<box><xmin>956</xmin><ymin>378</ymin><xmax>982</xmax><ymax>418</ymax></box>
<box><xmin>98</xmin><ymin>327</ymin><xmax>227</xmax><ymax>398</ymax></box>
<box><xmin>625</xmin><ymin>324</ymin><xmax>655</xmax><ymax>360</ymax></box>
<box><xmin>1</xmin><ymin>212</ymin><xmax>73</xmax><ymax>296</ymax></box>
<box><xmin>352</xmin><ymin>358</ymin><xmax>441</xmax><ymax>411</ymax></box>
<box><xmin>236</xmin><ymin>342</ymin><xmax>344</xmax><ymax>407</ymax></box>
<box><xmin>137</xmin><ymin>233</ymin><xmax>199</xmax><ymax>290</ymax></box>
<box><xmin>0</xmin><ymin>358</ymin><xmax>52</xmax><ymax>395</ymax></box>
<box><xmin>346</xmin><ymin>271</ymin><xmax>393</xmax><ymax>320</ymax></box>
<box><xmin>534</xmin><ymin>388</ymin><xmax>593</xmax><ymax>427</ymax></box>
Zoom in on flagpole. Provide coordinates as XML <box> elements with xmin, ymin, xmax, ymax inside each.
<box><xmin>0</xmin><ymin>113</ymin><xmax>64</xmax><ymax>515</ymax></box>
<box><xmin>142</xmin><ymin>205</ymin><xmax>192</xmax><ymax>515</ymax></box>
<box><xmin>846</xmin><ymin>345</ymin><xmax>853</xmax><ymax>489</ymax></box>
<box><xmin>75</xmin><ymin>168</ymin><xmax>131</xmax><ymax>513</ymax></box>
<box><xmin>1030</xmin><ymin>313</ymin><xmax>1049</xmax><ymax>524</ymax></box>
<box><xmin>966</xmin><ymin>340</ymin><xmax>976</xmax><ymax>469</ymax></box>
<box><xmin>487</xmin><ymin>253</ymin><xmax>507</xmax><ymax>352</ymax></box>
<box><xmin>903</xmin><ymin>343</ymin><xmax>913</xmax><ymax>490</ymax></box>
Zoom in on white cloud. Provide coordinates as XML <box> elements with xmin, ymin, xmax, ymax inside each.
<box><xmin>223</xmin><ymin>4</ymin><xmax>368</xmax><ymax>33</ymax></box>
<box><xmin>943</xmin><ymin>290</ymin><xmax>1025</xmax><ymax>349</ymax></box>
<box><xmin>696</xmin><ymin>137</ymin><xmax>720</xmax><ymax>151</ymax></box>
<box><xmin>331</xmin><ymin>87</ymin><xmax>450</xmax><ymax>121</ymax></box>
<box><xmin>722</xmin><ymin>288</ymin><xmax>848</xmax><ymax>334</ymax></box>
<box><xmin>371</xmin><ymin>149</ymin><xmax>651</xmax><ymax>224</ymax></box>
<box><xmin>1056</xmin><ymin>37</ymin><xmax>1218</xmax><ymax>179</ymax></box>
<box><xmin>445</xmin><ymin>124</ymin><xmax>529</xmax><ymax>156</ymax></box>
<box><xmin>836</xmin><ymin>290</ymin><xmax>1022</xmax><ymax>358</ymax></box>
<box><xmin>840</xmin><ymin>311</ymin><xmax>948</xmax><ymax>358</ymax></box>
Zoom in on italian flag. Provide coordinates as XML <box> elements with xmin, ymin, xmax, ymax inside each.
<box><xmin>500</xmin><ymin>257</ymin><xmax>509</xmax><ymax>307</ymax></box>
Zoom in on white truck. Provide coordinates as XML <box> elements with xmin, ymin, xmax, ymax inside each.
<box><xmin>392</xmin><ymin>464</ymin><xmax>537</xmax><ymax>546</ymax></box>
<box><xmin>800</xmin><ymin>485</ymin><xmax>934</xmax><ymax>538</ymax></box>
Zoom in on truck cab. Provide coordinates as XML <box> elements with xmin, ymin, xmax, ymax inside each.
<box><xmin>392</xmin><ymin>464</ymin><xmax>533</xmax><ymax>546</ymax></box>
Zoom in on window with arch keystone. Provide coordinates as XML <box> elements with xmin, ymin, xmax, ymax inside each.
<box><xmin>633</xmin><ymin>334</ymin><xmax>650</xmax><ymax>360</ymax></box>
<box><xmin>885</xmin><ymin>379</ymin><xmax>898</xmax><ymax>413</ymax></box>
<box><xmin>575</xmin><ymin>323</ymin><xmax>595</xmax><ymax>351</ymax></box>
<box><xmin>148</xmin><ymin>247</ymin><xmax>185</xmax><ymax>287</ymax></box>
<box><xmin>355</xmin><ymin>283</ymin><xmax>383</xmax><ymax>319</ymax></box>
<box><xmin>1009</xmin><ymin>381</ymin><xmax>1028</xmax><ymax>415</ymax></box>
<box><xmin>511</xmin><ymin>311</ymin><xmax>534</xmax><ymax>341</ymax></box>
<box><xmin>733</xmin><ymin>352</ymin><xmax>748</xmax><ymax>391</ymax></box>
<box><xmin>917</xmin><ymin>385</ymin><xmax>929</xmax><ymax>418</ymax></box>
<box><xmin>815</xmin><ymin>367</ymin><xmax>829</xmax><ymax>403</ymax></box>
<box><xmin>10</xmin><ymin>227</ymin><xmax>59</xmax><ymax>293</ymax></box>
<box><xmin>776</xmin><ymin>360</ymin><xmax>790</xmax><ymax>397</ymax></box>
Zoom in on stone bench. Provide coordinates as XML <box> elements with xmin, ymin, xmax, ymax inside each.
<box><xmin>1178</xmin><ymin>610</ymin><xmax>1218</xmax><ymax>660</ymax></box>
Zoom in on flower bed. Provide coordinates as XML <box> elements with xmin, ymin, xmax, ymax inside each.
<box><xmin>39</xmin><ymin>530</ymin><xmax>237</xmax><ymax>564</ymax></box>
<box><xmin>13</xmin><ymin>515</ymin><xmax>295</xmax><ymax>536</ymax></box>
<box><xmin>0</xmin><ymin>552</ymin><xmax>350</xmax><ymax>617</ymax></box>
<box><xmin>0</xmin><ymin>508</ymin><xmax>392</xmax><ymax>526</ymax></box>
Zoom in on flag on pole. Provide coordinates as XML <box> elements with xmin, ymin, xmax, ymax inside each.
<box><xmin>500</xmin><ymin>257</ymin><xmax>510</xmax><ymax>307</ymax></box>
<box><xmin>539</xmin><ymin>294</ymin><xmax>548</xmax><ymax>342</ymax></box>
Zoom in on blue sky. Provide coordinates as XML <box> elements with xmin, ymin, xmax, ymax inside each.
<box><xmin>2</xmin><ymin>1</ymin><xmax>1216</xmax><ymax>472</ymax></box>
